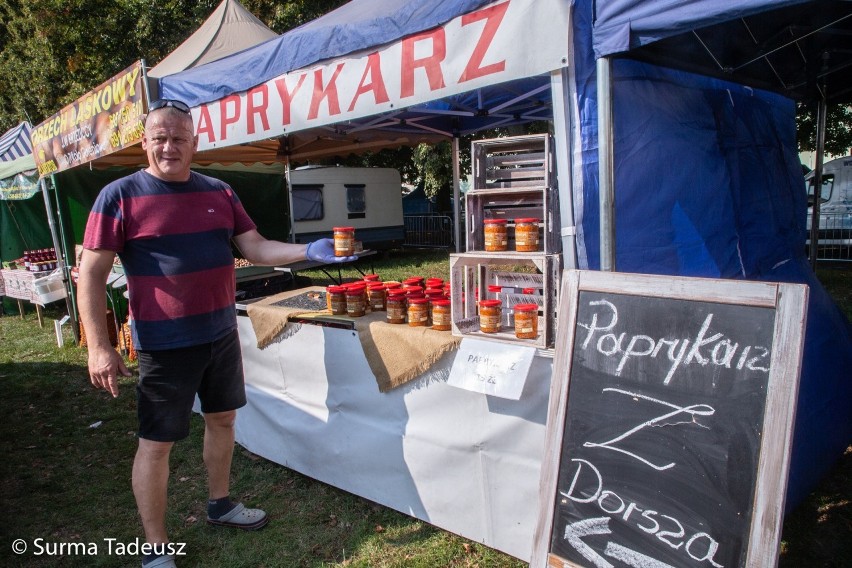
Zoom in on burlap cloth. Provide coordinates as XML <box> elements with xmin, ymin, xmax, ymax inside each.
<box><xmin>246</xmin><ymin>288</ymin><xmax>460</xmax><ymax>392</ymax></box>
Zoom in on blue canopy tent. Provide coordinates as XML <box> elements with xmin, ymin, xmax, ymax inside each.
<box><xmin>155</xmin><ymin>0</ymin><xmax>850</xmax><ymax>554</ymax></box>
<box><xmin>572</xmin><ymin>0</ymin><xmax>852</xmax><ymax>515</ymax></box>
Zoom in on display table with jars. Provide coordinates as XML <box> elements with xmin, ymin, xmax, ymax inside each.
<box><xmin>1</xmin><ymin>248</ymin><xmax>66</xmax><ymax>325</ymax></box>
<box><xmin>227</xmin><ymin>285</ymin><xmax>553</xmax><ymax>562</ymax></box>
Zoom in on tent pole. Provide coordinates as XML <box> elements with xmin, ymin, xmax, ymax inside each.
<box><xmin>808</xmin><ymin>82</ymin><xmax>828</xmax><ymax>268</ymax></box>
<box><xmin>284</xmin><ymin>155</ymin><xmax>296</xmax><ymax>243</ymax></box>
<box><xmin>49</xmin><ymin>174</ymin><xmax>79</xmax><ymax>343</ymax></box>
<box><xmin>452</xmin><ymin>136</ymin><xmax>461</xmax><ymax>252</ymax></box>
<box><xmin>40</xmin><ymin>177</ymin><xmax>78</xmax><ymax>343</ymax></box>
<box><xmin>597</xmin><ymin>57</ymin><xmax>615</xmax><ymax>272</ymax></box>
<box><xmin>551</xmin><ymin>68</ymin><xmax>577</xmax><ymax>269</ymax></box>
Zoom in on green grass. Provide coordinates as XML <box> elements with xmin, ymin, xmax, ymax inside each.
<box><xmin>0</xmin><ymin>254</ymin><xmax>849</xmax><ymax>567</ymax></box>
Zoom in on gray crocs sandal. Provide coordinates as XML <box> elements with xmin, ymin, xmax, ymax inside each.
<box><xmin>207</xmin><ymin>502</ymin><xmax>269</xmax><ymax>530</ymax></box>
<box><xmin>143</xmin><ymin>554</ymin><xmax>176</xmax><ymax>568</ymax></box>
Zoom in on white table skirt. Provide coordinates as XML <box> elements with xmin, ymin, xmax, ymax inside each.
<box><xmin>232</xmin><ymin>315</ymin><xmax>552</xmax><ymax>561</ymax></box>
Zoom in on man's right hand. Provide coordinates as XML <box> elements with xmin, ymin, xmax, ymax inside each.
<box><xmin>87</xmin><ymin>345</ymin><xmax>131</xmax><ymax>398</ymax></box>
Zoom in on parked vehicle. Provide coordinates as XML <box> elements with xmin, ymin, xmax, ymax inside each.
<box><xmin>289</xmin><ymin>166</ymin><xmax>404</xmax><ymax>250</ymax></box>
<box><xmin>805</xmin><ymin>155</ymin><xmax>852</xmax><ymax>257</ymax></box>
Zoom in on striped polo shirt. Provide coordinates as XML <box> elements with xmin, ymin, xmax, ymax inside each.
<box><xmin>84</xmin><ymin>170</ymin><xmax>256</xmax><ymax>350</ymax></box>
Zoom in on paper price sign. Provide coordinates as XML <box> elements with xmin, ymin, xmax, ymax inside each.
<box><xmin>447</xmin><ymin>338</ymin><xmax>535</xmax><ymax>399</ymax></box>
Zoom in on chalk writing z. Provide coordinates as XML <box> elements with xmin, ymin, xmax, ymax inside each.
<box><xmin>583</xmin><ymin>388</ymin><xmax>715</xmax><ymax>471</ymax></box>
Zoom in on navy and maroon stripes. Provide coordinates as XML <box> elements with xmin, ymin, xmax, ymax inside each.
<box><xmin>84</xmin><ymin>170</ymin><xmax>256</xmax><ymax>350</ymax></box>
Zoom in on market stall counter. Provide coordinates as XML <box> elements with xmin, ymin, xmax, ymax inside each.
<box><xmin>231</xmin><ymin>287</ymin><xmax>553</xmax><ymax>561</ymax></box>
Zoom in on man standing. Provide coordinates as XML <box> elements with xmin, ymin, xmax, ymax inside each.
<box><xmin>78</xmin><ymin>99</ymin><xmax>353</xmax><ymax>568</ymax></box>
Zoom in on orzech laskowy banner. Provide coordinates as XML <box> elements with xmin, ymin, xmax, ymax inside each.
<box><xmin>30</xmin><ymin>61</ymin><xmax>146</xmax><ymax>177</ymax></box>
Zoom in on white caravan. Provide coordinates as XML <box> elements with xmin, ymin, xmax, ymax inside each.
<box><xmin>289</xmin><ymin>166</ymin><xmax>405</xmax><ymax>250</ymax></box>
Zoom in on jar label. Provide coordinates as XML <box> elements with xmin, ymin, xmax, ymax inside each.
<box><xmin>433</xmin><ymin>312</ymin><xmax>451</xmax><ymax>326</ymax></box>
<box><xmin>480</xmin><ymin>314</ymin><xmax>501</xmax><ymax>331</ymax></box>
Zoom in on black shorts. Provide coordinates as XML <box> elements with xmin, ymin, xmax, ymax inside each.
<box><xmin>136</xmin><ymin>329</ymin><xmax>246</xmax><ymax>442</ymax></box>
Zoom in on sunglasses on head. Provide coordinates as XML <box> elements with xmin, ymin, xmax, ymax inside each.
<box><xmin>148</xmin><ymin>99</ymin><xmax>191</xmax><ymax>114</ymax></box>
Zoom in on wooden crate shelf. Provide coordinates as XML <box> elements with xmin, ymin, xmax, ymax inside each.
<box><xmin>465</xmin><ymin>186</ymin><xmax>559</xmax><ymax>254</ymax></box>
<box><xmin>449</xmin><ymin>252</ymin><xmax>561</xmax><ymax>349</ymax></box>
<box><xmin>471</xmin><ymin>134</ymin><xmax>554</xmax><ymax>190</ymax></box>
<box><xmin>467</xmin><ymin>134</ymin><xmax>560</xmax><ymax>254</ymax></box>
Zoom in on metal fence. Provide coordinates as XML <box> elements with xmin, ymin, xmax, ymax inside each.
<box><xmin>404</xmin><ymin>214</ymin><xmax>455</xmax><ymax>248</ymax></box>
<box><xmin>809</xmin><ymin>212</ymin><xmax>852</xmax><ymax>262</ymax></box>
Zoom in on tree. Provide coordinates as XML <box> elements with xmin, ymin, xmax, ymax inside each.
<box><xmin>0</xmin><ymin>0</ymin><xmax>349</xmax><ymax>132</ymax></box>
<box><xmin>796</xmin><ymin>102</ymin><xmax>852</xmax><ymax>158</ymax></box>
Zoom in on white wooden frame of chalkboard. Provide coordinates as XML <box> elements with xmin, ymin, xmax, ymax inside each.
<box><xmin>530</xmin><ymin>270</ymin><xmax>809</xmax><ymax>568</ymax></box>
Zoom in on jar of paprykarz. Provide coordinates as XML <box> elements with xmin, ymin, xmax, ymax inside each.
<box><xmin>483</xmin><ymin>219</ymin><xmax>508</xmax><ymax>252</ymax></box>
<box><xmin>478</xmin><ymin>299</ymin><xmax>502</xmax><ymax>333</ymax></box>
<box><xmin>333</xmin><ymin>226</ymin><xmax>355</xmax><ymax>257</ymax></box>
<box><xmin>513</xmin><ymin>303</ymin><xmax>539</xmax><ymax>339</ymax></box>
<box><xmin>431</xmin><ymin>299</ymin><xmax>452</xmax><ymax>331</ymax></box>
<box><xmin>386</xmin><ymin>290</ymin><xmax>407</xmax><ymax>324</ymax></box>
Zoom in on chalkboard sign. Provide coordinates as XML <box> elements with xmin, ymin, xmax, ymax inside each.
<box><xmin>531</xmin><ymin>270</ymin><xmax>808</xmax><ymax>568</ymax></box>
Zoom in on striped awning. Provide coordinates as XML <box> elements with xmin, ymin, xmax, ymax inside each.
<box><xmin>0</xmin><ymin>122</ymin><xmax>33</xmax><ymax>162</ymax></box>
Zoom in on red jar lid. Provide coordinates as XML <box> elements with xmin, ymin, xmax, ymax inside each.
<box><xmin>333</xmin><ymin>226</ymin><xmax>355</xmax><ymax>232</ymax></box>
<box><xmin>346</xmin><ymin>287</ymin><xmax>365</xmax><ymax>295</ymax></box>
<box><xmin>363</xmin><ymin>274</ymin><xmax>380</xmax><ymax>281</ymax></box>
<box><xmin>403</xmin><ymin>276</ymin><xmax>424</xmax><ymax>284</ymax></box>
<box><xmin>483</xmin><ymin>218</ymin><xmax>508</xmax><ymax>224</ymax></box>
<box><xmin>514</xmin><ymin>218</ymin><xmax>540</xmax><ymax>224</ymax></box>
<box><xmin>425</xmin><ymin>278</ymin><xmax>444</xmax><ymax>286</ymax></box>
<box><xmin>424</xmin><ymin>287</ymin><xmax>444</xmax><ymax>296</ymax></box>
<box><xmin>367</xmin><ymin>283</ymin><xmax>385</xmax><ymax>290</ymax></box>
<box><xmin>487</xmin><ymin>285</ymin><xmax>502</xmax><ymax>292</ymax></box>
<box><xmin>431</xmin><ymin>299</ymin><xmax>450</xmax><ymax>307</ymax></box>
<box><xmin>522</xmin><ymin>288</ymin><xmax>536</xmax><ymax>294</ymax></box>
<box><xmin>513</xmin><ymin>303</ymin><xmax>539</xmax><ymax>312</ymax></box>
<box><xmin>384</xmin><ymin>282</ymin><xmax>402</xmax><ymax>289</ymax></box>
<box><xmin>387</xmin><ymin>289</ymin><xmax>407</xmax><ymax>297</ymax></box>
<box><xmin>326</xmin><ymin>286</ymin><xmax>346</xmax><ymax>293</ymax></box>
<box><xmin>408</xmin><ymin>297</ymin><xmax>429</xmax><ymax>304</ymax></box>
<box><xmin>479</xmin><ymin>299</ymin><xmax>502</xmax><ymax>307</ymax></box>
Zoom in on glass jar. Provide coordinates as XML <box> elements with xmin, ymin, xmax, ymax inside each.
<box><xmin>424</xmin><ymin>287</ymin><xmax>445</xmax><ymax>300</ymax></box>
<box><xmin>478</xmin><ymin>299</ymin><xmax>502</xmax><ymax>333</ymax></box>
<box><xmin>345</xmin><ymin>286</ymin><xmax>366</xmax><ymax>317</ymax></box>
<box><xmin>514</xmin><ymin>218</ymin><xmax>540</xmax><ymax>252</ymax></box>
<box><xmin>386</xmin><ymin>290</ymin><xmax>407</xmax><ymax>324</ymax></box>
<box><xmin>513</xmin><ymin>303</ymin><xmax>539</xmax><ymax>339</ymax></box>
<box><xmin>326</xmin><ymin>285</ymin><xmax>347</xmax><ymax>315</ymax></box>
<box><xmin>431</xmin><ymin>299</ymin><xmax>452</xmax><ymax>331</ymax></box>
<box><xmin>403</xmin><ymin>276</ymin><xmax>425</xmax><ymax>288</ymax></box>
<box><xmin>404</xmin><ymin>286</ymin><xmax>425</xmax><ymax>300</ymax></box>
<box><xmin>407</xmin><ymin>297</ymin><xmax>430</xmax><ymax>327</ymax></box>
<box><xmin>483</xmin><ymin>219</ymin><xmax>508</xmax><ymax>252</ymax></box>
<box><xmin>333</xmin><ymin>226</ymin><xmax>355</xmax><ymax>257</ymax></box>
<box><xmin>367</xmin><ymin>283</ymin><xmax>387</xmax><ymax>311</ymax></box>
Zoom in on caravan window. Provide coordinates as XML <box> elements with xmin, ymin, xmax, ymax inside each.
<box><xmin>807</xmin><ymin>174</ymin><xmax>834</xmax><ymax>205</ymax></box>
<box><xmin>346</xmin><ymin>184</ymin><xmax>366</xmax><ymax>219</ymax></box>
<box><xmin>292</xmin><ymin>184</ymin><xmax>324</xmax><ymax>221</ymax></box>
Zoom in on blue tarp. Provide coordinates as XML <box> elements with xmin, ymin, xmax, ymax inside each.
<box><xmin>571</xmin><ymin>0</ymin><xmax>851</xmax><ymax>512</ymax></box>
<box><xmin>591</xmin><ymin>0</ymin><xmax>808</xmax><ymax>59</ymax></box>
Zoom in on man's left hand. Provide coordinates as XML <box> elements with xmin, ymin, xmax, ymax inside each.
<box><xmin>306</xmin><ymin>238</ymin><xmax>358</xmax><ymax>263</ymax></box>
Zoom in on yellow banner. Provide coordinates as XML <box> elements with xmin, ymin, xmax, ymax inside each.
<box><xmin>31</xmin><ymin>61</ymin><xmax>147</xmax><ymax>177</ymax></box>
